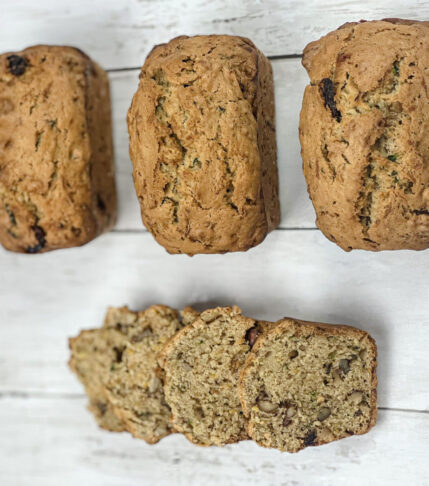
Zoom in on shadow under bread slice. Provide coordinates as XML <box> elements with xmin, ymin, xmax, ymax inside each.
<box><xmin>157</xmin><ymin>306</ymin><xmax>271</xmax><ymax>446</ymax></box>
<box><xmin>239</xmin><ymin>318</ymin><xmax>377</xmax><ymax>452</ymax></box>
<box><xmin>69</xmin><ymin>305</ymin><xmax>198</xmax><ymax>443</ymax></box>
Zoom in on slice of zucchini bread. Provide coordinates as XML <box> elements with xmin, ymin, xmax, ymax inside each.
<box><xmin>157</xmin><ymin>307</ymin><xmax>270</xmax><ymax>446</ymax></box>
<box><xmin>239</xmin><ymin>318</ymin><xmax>377</xmax><ymax>452</ymax></box>
<box><xmin>68</xmin><ymin>316</ymin><xmax>127</xmax><ymax>433</ymax></box>
<box><xmin>69</xmin><ymin>305</ymin><xmax>194</xmax><ymax>443</ymax></box>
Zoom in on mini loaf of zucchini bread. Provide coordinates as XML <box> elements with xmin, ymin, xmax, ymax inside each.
<box><xmin>157</xmin><ymin>307</ymin><xmax>270</xmax><ymax>445</ymax></box>
<box><xmin>299</xmin><ymin>19</ymin><xmax>429</xmax><ymax>251</ymax></box>
<box><xmin>0</xmin><ymin>45</ymin><xmax>116</xmax><ymax>253</ymax></box>
<box><xmin>127</xmin><ymin>35</ymin><xmax>279</xmax><ymax>255</ymax></box>
<box><xmin>239</xmin><ymin>318</ymin><xmax>377</xmax><ymax>452</ymax></box>
<box><xmin>69</xmin><ymin>305</ymin><xmax>194</xmax><ymax>443</ymax></box>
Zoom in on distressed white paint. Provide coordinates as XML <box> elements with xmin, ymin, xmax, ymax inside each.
<box><xmin>1</xmin><ymin>230</ymin><xmax>429</xmax><ymax>412</ymax></box>
<box><xmin>1</xmin><ymin>397</ymin><xmax>428</xmax><ymax>486</ymax></box>
<box><xmin>1</xmin><ymin>1</ymin><xmax>429</xmax><ymax>485</ymax></box>
<box><xmin>1</xmin><ymin>0</ymin><xmax>429</xmax><ymax>69</ymax></box>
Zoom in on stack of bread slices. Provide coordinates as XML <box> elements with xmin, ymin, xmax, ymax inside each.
<box><xmin>69</xmin><ymin>305</ymin><xmax>377</xmax><ymax>453</ymax></box>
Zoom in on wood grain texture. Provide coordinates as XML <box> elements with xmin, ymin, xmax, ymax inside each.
<box><xmin>1</xmin><ymin>231</ymin><xmax>429</xmax><ymax>411</ymax></box>
<box><xmin>1</xmin><ymin>1</ymin><xmax>429</xmax><ymax>69</ymax></box>
<box><xmin>1</xmin><ymin>396</ymin><xmax>428</xmax><ymax>486</ymax></box>
<box><xmin>110</xmin><ymin>58</ymin><xmax>315</xmax><ymax>231</ymax></box>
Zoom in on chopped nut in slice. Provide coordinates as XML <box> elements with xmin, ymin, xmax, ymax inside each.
<box><xmin>257</xmin><ymin>400</ymin><xmax>279</xmax><ymax>413</ymax></box>
<box><xmin>339</xmin><ymin>359</ymin><xmax>351</xmax><ymax>374</ymax></box>
<box><xmin>286</xmin><ymin>406</ymin><xmax>297</xmax><ymax>418</ymax></box>
<box><xmin>317</xmin><ymin>407</ymin><xmax>331</xmax><ymax>421</ymax></box>
<box><xmin>317</xmin><ymin>427</ymin><xmax>335</xmax><ymax>443</ymax></box>
<box><xmin>332</xmin><ymin>369</ymin><xmax>343</xmax><ymax>384</ymax></box>
<box><xmin>349</xmin><ymin>391</ymin><xmax>363</xmax><ymax>405</ymax></box>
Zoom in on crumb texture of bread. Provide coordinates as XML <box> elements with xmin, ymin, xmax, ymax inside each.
<box><xmin>69</xmin><ymin>305</ymin><xmax>189</xmax><ymax>443</ymax></box>
<box><xmin>158</xmin><ymin>306</ymin><xmax>267</xmax><ymax>446</ymax></box>
<box><xmin>239</xmin><ymin>318</ymin><xmax>377</xmax><ymax>452</ymax></box>
<box><xmin>299</xmin><ymin>20</ymin><xmax>429</xmax><ymax>251</ymax></box>
<box><xmin>0</xmin><ymin>45</ymin><xmax>116</xmax><ymax>253</ymax></box>
<box><xmin>69</xmin><ymin>325</ymin><xmax>126</xmax><ymax>433</ymax></box>
<box><xmin>127</xmin><ymin>35</ymin><xmax>279</xmax><ymax>255</ymax></box>
<box><xmin>102</xmin><ymin>306</ymin><xmax>186</xmax><ymax>443</ymax></box>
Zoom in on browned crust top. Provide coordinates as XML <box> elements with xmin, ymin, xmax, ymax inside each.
<box><xmin>127</xmin><ymin>35</ymin><xmax>278</xmax><ymax>255</ymax></box>
<box><xmin>0</xmin><ymin>45</ymin><xmax>116</xmax><ymax>253</ymax></box>
<box><xmin>300</xmin><ymin>20</ymin><xmax>429</xmax><ymax>251</ymax></box>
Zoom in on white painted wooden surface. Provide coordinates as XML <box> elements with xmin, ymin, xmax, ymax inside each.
<box><xmin>1</xmin><ymin>1</ymin><xmax>429</xmax><ymax>485</ymax></box>
<box><xmin>1</xmin><ymin>399</ymin><xmax>428</xmax><ymax>486</ymax></box>
<box><xmin>1</xmin><ymin>0</ymin><xmax>429</xmax><ymax>69</ymax></box>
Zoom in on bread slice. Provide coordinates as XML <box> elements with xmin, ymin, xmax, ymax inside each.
<box><xmin>157</xmin><ymin>307</ymin><xmax>270</xmax><ymax>446</ymax></box>
<box><xmin>69</xmin><ymin>324</ymin><xmax>126</xmax><ymax>432</ymax></box>
<box><xmin>69</xmin><ymin>305</ymin><xmax>196</xmax><ymax>443</ymax></box>
<box><xmin>239</xmin><ymin>318</ymin><xmax>377</xmax><ymax>452</ymax></box>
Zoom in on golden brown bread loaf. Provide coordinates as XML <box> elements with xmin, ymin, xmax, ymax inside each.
<box><xmin>0</xmin><ymin>45</ymin><xmax>116</xmax><ymax>253</ymax></box>
<box><xmin>127</xmin><ymin>35</ymin><xmax>279</xmax><ymax>255</ymax></box>
<box><xmin>299</xmin><ymin>19</ymin><xmax>429</xmax><ymax>251</ymax></box>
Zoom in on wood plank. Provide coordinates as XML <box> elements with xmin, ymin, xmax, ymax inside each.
<box><xmin>110</xmin><ymin>58</ymin><xmax>316</xmax><ymax>231</ymax></box>
<box><xmin>2</xmin><ymin>1</ymin><xmax>429</xmax><ymax>69</ymax></box>
<box><xmin>1</xmin><ymin>230</ymin><xmax>428</xmax><ymax>411</ymax></box>
<box><xmin>1</xmin><ymin>396</ymin><xmax>428</xmax><ymax>486</ymax></box>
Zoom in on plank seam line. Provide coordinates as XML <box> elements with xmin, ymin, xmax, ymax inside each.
<box><xmin>0</xmin><ymin>392</ymin><xmax>428</xmax><ymax>415</ymax></box>
<box><xmin>377</xmin><ymin>407</ymin><xmax>429</xmax><ymax>415</ymax></box>
<box><xmin>110</xmin><ymin>227</ymin><xmax>319</xmax><ymax>234</ymax></box>
<box><xmin>106</xmin><ymin>54</ymin><xmax>302</xmax><ymax>73</ymax></box>
<box><xmin>268</xmin><ymin>54</ymin><xmax>302</xmax><ymax>61</ymax></box>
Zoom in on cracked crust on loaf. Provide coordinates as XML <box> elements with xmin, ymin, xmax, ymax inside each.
<box><xmin>0</xmin><ymin>45</ymin><xmax>116</xmax><ymax>253</ymax></box>
<box><xmin>299</xmin><ymin>19</ymin><xmax>429</xmax><ymax>251</ymax></box>
<box><xmin>127</xmin><ymin>35</ymin><xmax>279</xmax><ymax>255</ymax></box>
